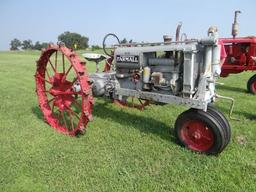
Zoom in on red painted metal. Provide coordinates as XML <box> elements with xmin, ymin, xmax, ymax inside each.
<box><xmin>250</xmin><ymin>80</ymin><xmax>256</xmax><ymax>93</ymax></box>
<box><xmin>220</xmin><ymin>37</ymin><xmax>256</xmax><ymax>77</ymax></box>
<box><xmin>113</xmin><ymin>98</ymin><xmax>150</xmax><ymax>110</ymax></box>
<box><xmin>103</xmin><ymin>57</ymin><xmax>113</xmax><ymax>72</ymax></box>
<box><xmin>180</xmin><ymin>120</ymin><xmax>214</xmax><ymax>152</ymax></box>
<box><xmin>35</xmin><ymin>44</ymin><xmax>93</xmax><ymax>136</ymax></box>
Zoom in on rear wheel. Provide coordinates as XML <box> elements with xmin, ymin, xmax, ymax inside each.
<box><xmin>35</xmin><ymin>44</ymin><xmax>93</xmax><ymax>136</ymax></box>
<box><xmin>247</xmin><ymin>74</ymin><xmax>256</xmax><ymax>94</ymax></box>
<box><xmin>113</xmin><ymin>97</ymin><xmax>150</xmax><ymax>110</ymax></box>
<box><xmin>175</xmin><ymin>108</ymin><xmax>228</xmax><ymax>155</ymax></box>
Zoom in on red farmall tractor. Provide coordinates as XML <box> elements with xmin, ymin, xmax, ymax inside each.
<box><xmin>219</xmin><ymin>11</ymin><xmax>256</xmax><ymax>94</ymax></box>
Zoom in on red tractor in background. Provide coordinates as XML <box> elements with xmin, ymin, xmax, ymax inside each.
<box><xmin>220</xmin><ymin>11</ymin><xmax>256</xmax><ymax>94</ymax></box>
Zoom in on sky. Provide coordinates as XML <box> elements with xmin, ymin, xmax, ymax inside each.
<box><xmin>0</xmin><ymin>0</ymin><xmax>255</xmax><ymax>50</ymax></box>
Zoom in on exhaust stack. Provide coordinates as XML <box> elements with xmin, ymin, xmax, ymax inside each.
<box><xmin>176</xmin><ymin>22</ymin><xmax>182</xmax><ymax>42</ymax></box>
<box><xmin>232</xmin><ymin>10</ymin><xmax>241</xmax><ymax>38</ymax></box>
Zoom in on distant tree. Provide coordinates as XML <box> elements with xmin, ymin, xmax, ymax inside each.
<box><xmin>10</xmin><ymin>38</ymin><xmax>22</xmax><ymax>50</ymax></box>
<box><xmin>22</xmin><ymin>39</ymin><xmax>33</xmax><ymax>50</ymax></box>
<box><xmin>58</xmin><ymin>31</ymin><xmax>89</xmax><ymax>49</ymax></box>
<box><xmin>120</xmin><ymin>38</ymin><xmax>128</xmax><ymax>44</ymax></box>
<box><xmin>31</xmin><ymin>41</ymin><xmax>49</xmax><ymax>50</ymax></box>
<box><xmin>33</xmin><ymin>41</ymin><xmax>43</xmax><ymax>50</ymax></box>
<box><xmin>120</xmin><ymin>38</ymin><xmax>133</xmax><ymax>44</ymax></box>
<box><xmin>91</xmin><ymin>45</ymin><xmax>101</xmax><ymax>51</ymax></box>
<box><xmin>41</xmin><ymin>42</ymin><xmax>49</xmax><ymax>49</ymax></box>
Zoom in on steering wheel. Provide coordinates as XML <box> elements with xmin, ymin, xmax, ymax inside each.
<box><xmin>102</xmin><ymin>33</ymin><xmax>120</xmax><ymax>57</ymax></box>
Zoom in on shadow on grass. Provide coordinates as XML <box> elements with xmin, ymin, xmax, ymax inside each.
<box><xmin>32</xmin><ymin>106</ymin><xmax>44</xmax><ymax>120</ymax></box>
<box><xmin>216</xmin><ymin>84</ymin><xmax>247</xmax><ymax>93</ymax></box>
<box><xmin>216</xmin><ymin>105</ymin><xmax>256</xmax><ymax>120</ymax></box>
<box><xmin>32</xmin><ymin>101</ymin><xmax>176</xmax><ymax>143</ymax></box>
<box><xmin>239</xmin><ymin>111</ymin><xmax>256</xmax><ymax>120</ymax></box>
<box><xmin>93</xmin><ymin>101</ymin><xmax>175</xmax><ymax>143</ymax></box>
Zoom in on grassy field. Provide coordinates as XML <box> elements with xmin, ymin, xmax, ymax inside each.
<box><xmin>0</xmin><ymin>49</ymin><xmax>256</xmax><ymax>192</ymax></box>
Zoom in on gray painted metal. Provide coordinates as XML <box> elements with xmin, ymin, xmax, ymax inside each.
<box><xmin>88</xmin><ymin>33</ymin><xmax>220</xmax><ymax>111</ymax></box>
<box><xmin>116</xmin><ymin>88</ymin><xmax>208</xmax><ymax>111</ymax></box>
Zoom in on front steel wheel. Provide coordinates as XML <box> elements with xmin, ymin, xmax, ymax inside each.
<box><xmin>35</xmin><ymin>44</ymin><xmax>94</xmax><ymax>136</ymax></box>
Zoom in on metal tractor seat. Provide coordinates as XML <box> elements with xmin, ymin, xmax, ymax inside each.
<box><xmin>82</xmin><ymin>53</ymin><xmax>110</xmax><ymax>72</ymax></box>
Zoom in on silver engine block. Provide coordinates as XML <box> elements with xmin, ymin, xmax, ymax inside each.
<box><xmin>89</xmin><ymin>33</ymin><xmax>221</xmax><ymax>111</ymax></box>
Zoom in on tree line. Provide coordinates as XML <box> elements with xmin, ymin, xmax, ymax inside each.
<box><xmin>10</xmin><ymin>31</ymin><xmax>89</xmax><ymax>50</ymax></box>
<box><xmin>10</xmin><ymin>39</ymin><xmax>49</xmax><ymax>50</ymax></box>
<box><xmin>10</xmin><ymin>31</ymin><xmax>132</xmax><ymax>51</ymax></box>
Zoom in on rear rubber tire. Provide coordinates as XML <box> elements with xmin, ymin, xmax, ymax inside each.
<box><xmin>247</xmin><ymin>74</ymin><xmax>256</xmax><ymax>94</ymax></box>
<box><xmin>175</xmin><ymin>108</ymin><xmax>226</xmax><ymax>155</ymax></box>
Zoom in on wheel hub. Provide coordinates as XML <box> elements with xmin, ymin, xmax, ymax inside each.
<box><xmin>193</xmin><ymin>131</ymin><xmax>201</xmax><ymax>139</ymax></box>
<box><xmin>48</xmin><ymin>73</ymin><xmax>75</xmax><ymax>111</ymax></box>
<box><xmin>181</xmin><ymin>120</ymin><xmax>214</xmax><ymax>151</ymax></box>
<box><xmin>51</xmin><ymin>72</ymin><xmax>71</xmax><ymax>90</ymax></box>
<box><xmin>52</xmin><ymin>95</ymin><xmax>74</xmax><ymax>111</ymax></box>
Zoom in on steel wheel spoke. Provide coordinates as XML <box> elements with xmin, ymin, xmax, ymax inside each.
<box><xmin>61</xmin><ymin>111</ymin><xmax>68</xmax><ymax>128</ymax></box>
<box><xmin>131</xmin><ymin>97</ymin><xmax>135</xmax><ymax>108</ymax></box>
<box><xmin>62</xmin><ymin>54</ymin><xmax>65</xmax><ymax>73</ymax></box>
<box><xmin>66</xmin><ymin>106</ymin><xmax>80</xmax><ymax>120</ymax></box>
<box><xmin>65</xmin><ymin>65</ymin><xmax>72</xmax><ymax>77</ymax></box>
<box><xmin>114</xmin><ymin>97</ymin><xmax>149</xmax><ymax>110</ymax></box>
<box><xmin>57</xmin><ymin>110</ymin><xmax>62</xmax><ymax>124</ymax></box>
<box><xmin>68</xmin><ymin>110</ymin><xmax>74</xmax><ymax>130</ymax></box>
<box><xmin>48</xmin><ymin>59</ymin><xmax>56</xmax><ymax>73</ymax></box>
<box><xmin>61</xmin><ymin>65</ymin><xmax>73</xmax><ymax>83</ymax></box>
<box><xmin>47</xmin><ymin>98</ymin><xmax>54</xmax><ymax>105</ymax></box>
<box><xmin>55</xmin><ymin>51</ymin><xmax>58</xmax><ymax>71</ymax></box>
<box><xmin>51</xmin><ymin>102</ymin><xmax>55</xmax><ymax>113</ymax></box>
<box><xmin>43</xmin><ymin>90</ymin><xmax>50</xmax><ymax>94</ymax></box>
<box><xmin>37</xmin><ymin>74</ymin><xmax>52</xmax><ymax>85</ymax></box>
<box><xmin>73</xmin><ymin>99</ymin><xmax>82</xmax><ymax>110</ymax></box>
<box><xmin>45</xmin><ymin>68</ymin><xmax>51</xmax><ymax>81</ymax></box>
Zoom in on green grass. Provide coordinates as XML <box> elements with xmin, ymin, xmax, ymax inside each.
<box><xmin>0</xmin><ymin>50</ymin><xmax>256</xmax><ymax>192</ymax></box>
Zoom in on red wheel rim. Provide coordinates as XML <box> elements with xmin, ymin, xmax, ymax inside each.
<box><xmin>35</xmin><ymin>44</ymin><xmax>93</xmax><ymax>136</ymax></box>
<box><xmin>251</xmin><ymin>80</ymin><xmax>256</xmax><ymax>93</ymax></box>
<box><xmin>180</xmin><ymin>120</ymin><xmax>214</xmax><ymax>152</ymax></box>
